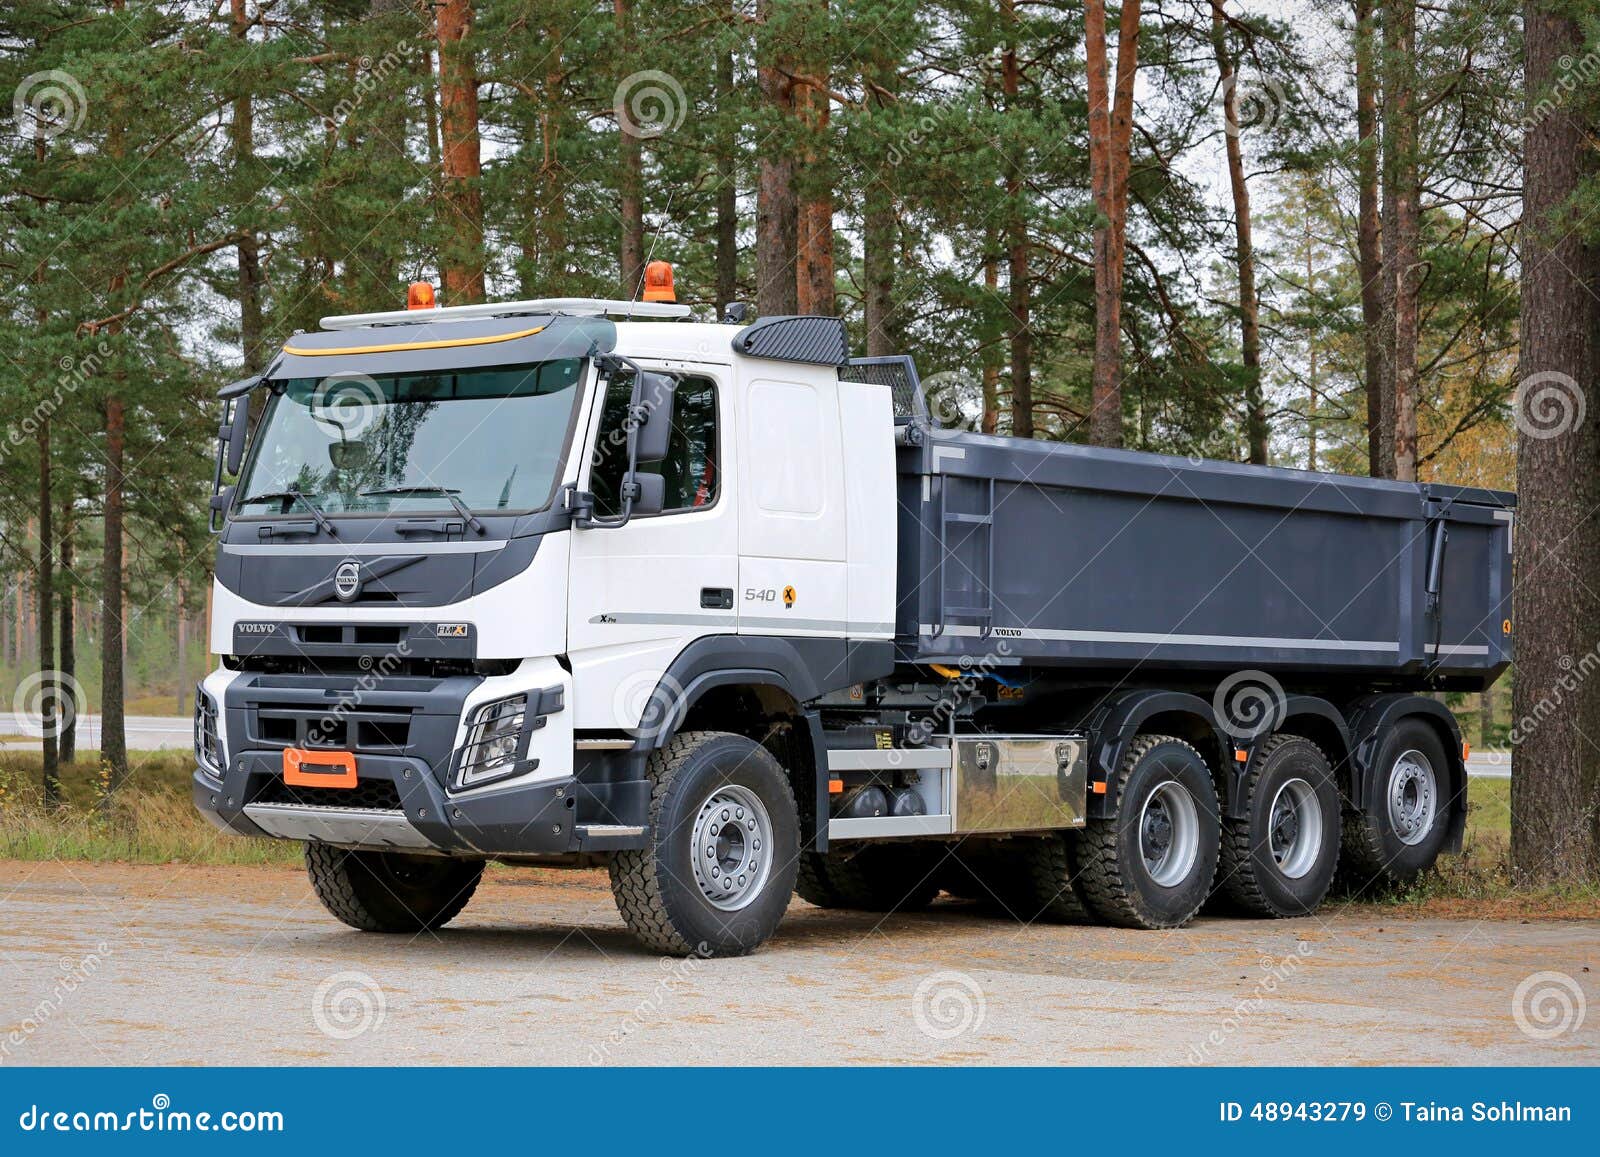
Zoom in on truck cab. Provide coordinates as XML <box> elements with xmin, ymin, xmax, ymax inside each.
<box><xmin>196</xmin><ymin>295</ymin><xmax>896</xmax><ymax>952</ymax></box>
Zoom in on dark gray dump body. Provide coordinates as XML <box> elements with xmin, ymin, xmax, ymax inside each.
<box><xmin>895</xmin><ymin>427</ymin><xmax>1513</xmax><ymax>687</ymax></box>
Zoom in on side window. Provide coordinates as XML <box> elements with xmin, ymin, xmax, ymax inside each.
<box><xmin>590</xmin><ymin>373</ymin><xmax>719</xmax><ymax>517</ymax></box>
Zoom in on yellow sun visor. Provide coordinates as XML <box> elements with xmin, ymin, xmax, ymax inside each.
<box><xmin>271</xmin><ymin>313</ymin><xmax>616</xmax><ymax>381</ymax></box>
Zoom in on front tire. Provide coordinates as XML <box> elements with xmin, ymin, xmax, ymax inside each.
<box><xmin>1214</xmin><ymin>734</ymin><xmax>1340</xmax><ymax>916</ymax></box>
<box><xmin>609</xmin><ymin>731</ymin><xmax>799</xmax><ymax>957</ymax></box>
<box><xmin>305</xmin><ymin>843</ymin><xmax>483</xmax><ymax>933</ymax></box>
<box><xmin>1077</xmin><ymin>735</ymin><xmax>1220</xmax><ymax>929</ymax></box>
<box><xmin>1340</xmin><ymin>719</ymin><xmax>1453</xmax><ymax>888</ymax></box>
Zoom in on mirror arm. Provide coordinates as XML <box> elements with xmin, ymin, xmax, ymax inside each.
<box><xmin>577</xmin><ymin>354</ymin><xmax>651</xmax><ymax>530</ymax></box>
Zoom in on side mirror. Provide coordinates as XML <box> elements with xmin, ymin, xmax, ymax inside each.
<box><xmin>632</xmin><ymin>372</ymin><xmax>677</xmax><ymax>463</ymax></box>
<box><xmin>225</xmin><ymin>394</ymin><xmax>250</xmax><ymax>476</ymax></box>
<box><xmin>627</xmin><ymin>471</ymin><xmax>666</xmax><ymax>516</ymax></box>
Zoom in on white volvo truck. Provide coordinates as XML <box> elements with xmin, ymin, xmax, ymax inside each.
<box><xmin>196</xmin><ymin>284</ymin><xmax>1513</xmax><ymax>956</ymax></box>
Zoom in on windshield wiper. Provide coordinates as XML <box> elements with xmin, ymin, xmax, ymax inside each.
<box><xmin>238</xmin><ymin>484</ymin><xmax>338</xmax><ymax>537</ymax></box>
<box><xmin>360</xmin><ymin>486</ymin><xmax>486</xmax><ymax>536</ymax></box>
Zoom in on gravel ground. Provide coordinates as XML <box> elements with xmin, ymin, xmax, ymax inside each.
<box><xmin>1</xmin><ymin>860</ymin><xmax>1594</xmax><ymax>1066</ymax></box>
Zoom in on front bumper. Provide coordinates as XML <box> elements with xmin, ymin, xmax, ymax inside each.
<box><xmin>194</xmin><ymin>657</ymin><xmax>650</xmax><ymax>856</ymax></box>
<box><xmin>194</xmin><ymin>750</ymin><xmax>650</xmax><ymax>856</ymax></box>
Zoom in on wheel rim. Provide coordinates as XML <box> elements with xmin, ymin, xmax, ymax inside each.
<box><xmin>1387</xmin><ymin>749</ymin><xmax>1437</xmax><ymax>847</ymax></box>
<box><xmin>1267</xmin><ymin>777</ymin><xmax>1323</xmax><ymax>879</ymax></box>
<box><xmin>690</xmin><ymin>784</ymin><xmax>772</xmax><ymax>911</ymax></box>
<box><xmin>1140</xmin><ymin>780</ymin><xmax>1200</xmax><ymax>887</ymax></box>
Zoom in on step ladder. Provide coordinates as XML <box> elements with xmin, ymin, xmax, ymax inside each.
<box><xmin>931</xmin><ymin>475</ymin><xmax>996</xmax><ymax>639</ymax></box>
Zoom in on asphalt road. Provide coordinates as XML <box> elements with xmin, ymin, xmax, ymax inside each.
<box><xmin>0</xmin><ymin>714</ymin><xmax>193</xmax><ymax>753</ymax></box>
<box><xmin>0</xmin><ymin>713</ymin><xmax>1524</xmax><ymax>779</ymax></box>
<box><xmin>2</xmin><ymin>861</ymin><xmax>1592</xmax><ymax>1066</ymax></box>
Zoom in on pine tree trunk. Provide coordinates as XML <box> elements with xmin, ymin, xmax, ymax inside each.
<box><xmin>37</xmin><ymin>423</ymin><xmax>58</xmax><ymax>804</ymax></box>
<box><xmin>794</xmin><ymin>8</ymin><xmax>834</xmax><ymax>318</ymax></box>
<box><xmin>755</xmin><ymin>0</ymin><xmax>797</xmax><ymax>317</ymax></box>
<box><xmin>58</xmin><ymin>521</ymin><xmax>75</xmax><ymax>765</ymax></box>
<box><xmin>176</xmin><ymin>577</ymin><xmax>188</xmax><ymax>716</ymax></box>
<box><xmin>862</xmin><ymin>53</ymin><xmax>897</xmax><ymax>356</ymax></box>
<box><xmin>1210</xmin><ymin>0</ymin><xmax>1266</xmax><ymax>464</ymax></box>
<box><xmin>1479</xmin><ymin>679</ymin><xmax>1495</xmax><ymax>749</ymax></box>
<box><xmin>1511</xmin><ymin>0</ymin><xmax>1600</xmax><ymax>885</ymax></box>
<box><xmin>983</xmin><ymin>247</ymin><xmax>1001</xmax><ymax>434</ymax></box>
<box><xmin>435</xmin><ymin>0</ymin><xmax>485</xmax><ymax>303</ymax></box>
<box><xmin>100</xmin><ymin>396</ymin><xmax>128</xmax><ymax>807</ymax></box>
<box><xmin>230</xmin><ymin>0</ymin><xmax>265</xmax><ymax>369</ymax></box>
<box><xmin>615</xmin><ymin>0</ymin><xmax>645</xmax><ymax>298</ymax></box>
<box><xmin>714</xmin><ymin>38</ymin><xmax>738</xmax><ymax>315</ymax></box>
<box><xmin>1353</xmin><ymin>0</ymin><xmax>1386</xmax><ymax>477</ymax></box>
<box><xmin>1085</xmin><ymin>0</ymin><xmax>1140</xmax><ymax>448</ymax></box>
<box><xmin>1002</xmin><ymin>0</ymin><xmax>1032</xmax><ymax>438</ymax></box>
<box><xmin>1380</xmin><ymin>0</ymin><xmax>1419</xmax><ymax>481</ymax></box>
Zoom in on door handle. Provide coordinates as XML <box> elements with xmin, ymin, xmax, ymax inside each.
<box><xmin>701</xmin><ymin>587</ymin><xmax>734</xmax><ymax>610</ymax></box>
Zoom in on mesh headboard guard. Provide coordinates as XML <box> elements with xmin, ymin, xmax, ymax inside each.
<box><xmin>838</xmin><ymin>355</ymin><xmax>926</xmax><ymax>424</ymax></box>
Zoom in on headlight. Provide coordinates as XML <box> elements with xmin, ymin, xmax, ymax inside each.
<box><xmin>453</xmin><ymin>694</ymin><xmax>528</xmax><ymax>789</ymax></box>
<box><xmin>195</xmin><ymin>689</ymin><xmax>223</xmax><ymax>777</ymax></box>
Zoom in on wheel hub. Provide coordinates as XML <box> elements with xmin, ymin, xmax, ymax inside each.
<box><xmin>1386</xmin><ymin>750</ymin><xmax>1437</xmax><ymax>847</ymax></box>
<box><xmin>1138</xmin><ymin>780</ymin><xmax>1200</xmax><ymax>888</ymax></box>
<box><xmin>1266</xmin><ymin>777</ymin><xmax>1324</xmax><ymax>880</ymax></box>
<box><xmin>690</xmin><ymin>785</ymin><xmax>772</xmax><ymax>912</ymax></box>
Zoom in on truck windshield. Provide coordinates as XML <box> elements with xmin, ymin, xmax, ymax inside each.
<box><xmin>234</xmin><ymin>359</ymin><xmax>585</xmax><ymax>517</ymax></box>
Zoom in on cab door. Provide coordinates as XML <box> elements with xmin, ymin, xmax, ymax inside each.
<box><xmin>735</xmin><ymin>367</ymin><xmax>849</xmax><ymax>640</ymax></box>
<box><xmin>566</xmin><ymin>364</ymin><xmax>737</xmax><ymax>733</ymax></box>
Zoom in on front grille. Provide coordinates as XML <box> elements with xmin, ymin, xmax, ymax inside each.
<box><xmin>253</xmin><ymin>777</ymin><xmax>403</xmax><ymax>811</ymax></box>
<box><xmin>252</xmin><ymin>705</ymin><xmax>413</xmax><ymax>753</ymax></box>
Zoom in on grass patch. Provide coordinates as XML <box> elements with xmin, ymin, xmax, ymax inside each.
<box><xmin>0</xmin><ymin>754</ymin><xmax>1593</xmax><ymax>918</ymax></box>
<box><xmin>0</xmin><ymin>750</ymin><xmax>299</xmax><ymax>866</ymax></box>
<box><xmin>1350</xmin><ymin>776</ymin><xmax>1600</xmax><ymax>918</ymax></box>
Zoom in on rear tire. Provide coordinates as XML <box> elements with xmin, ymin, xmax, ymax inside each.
<box><xmin>609</xmin><ymin>731</ymin><xmax>799</xmax><ymax>957</ymax></box>
<box><xmin>305</xmin><ymin>843</ymin><xmax>483</xmax><ymax>933</ymax></box>
<box><xmin>1340</xmin><ymin>719</ymin><xmax>1453</xmax><ymax>889</ymax></box>
<box><xmin>1077</xmin><ymin>735</ymin><xmax>1220</xmax><ymax>929</ymax></box>
<box><xmin>1214</xmin><ymin>734</ymin><xmax>1340</xmax><ymax>917</ymax></box>
<box><xmin>796</xmin><ymin>843</ymin><xmax>941</xmax><ymax>912</ymax></box>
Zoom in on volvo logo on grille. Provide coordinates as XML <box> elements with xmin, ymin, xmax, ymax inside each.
<box><xmin>333</xmin><ymin>560</ymin><xmax>362</xmax><ymax>602</ymax></box>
